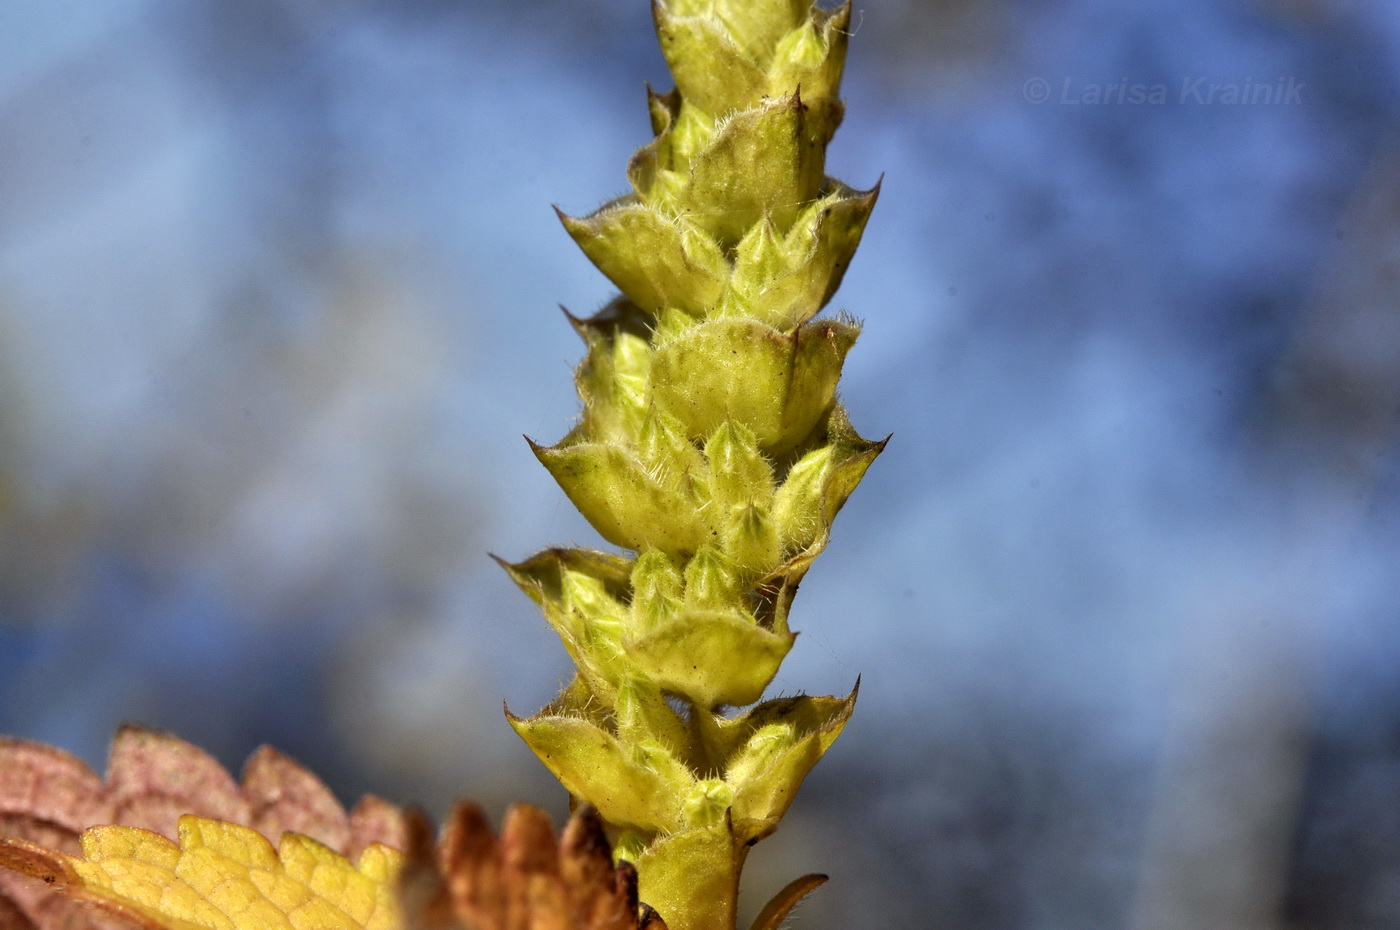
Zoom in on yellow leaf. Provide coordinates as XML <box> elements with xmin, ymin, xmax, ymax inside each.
<box><xmin>64</xmin><ymin>816</ymin><xmax>403</xmax><ymax>930</ymax></box>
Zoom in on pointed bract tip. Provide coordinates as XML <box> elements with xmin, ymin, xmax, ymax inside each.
<box><xmin>558</xmin><ymin>305</ymin><xmax>592</xmax><ymax>341</ymax></box>
<box><xmin>831</xmin><ymin>0</ymin><xmax>854</xmax><ymax>30</ymax></box>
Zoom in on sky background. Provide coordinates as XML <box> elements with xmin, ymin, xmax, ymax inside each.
<box><xmin>3</xmin><ymin>1</ymin><xmax>1400</xmax><ymax>928</ymax></box>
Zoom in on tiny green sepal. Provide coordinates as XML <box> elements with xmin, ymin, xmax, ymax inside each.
<box><xmin>624</xmin><ymin>608</ymin><xmax>795</xmax><ymax>709</ymax></box>
<box><xmin>558</xmin><ymin>200</ymin><xmax>728</xmax><ymax>316</ymax></box>
<box><xmin>530</xmin><ymin>438</ymin><xmax>707</xmax><ymax>554</ymax></box>
<box><xmin>505</xmin><ymin>709</ymin><xmax>688</xmax><ymax>835</ymax></box>
<box><xmin>727</xmin><ymin>685</ymin><xmax>857</xmax><ymax>842</ymax></box>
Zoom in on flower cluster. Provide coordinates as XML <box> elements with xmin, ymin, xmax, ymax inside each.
<box><xmin>504</xmin><ymin>3</ymin><xmax>881</xmax><ymax>929</ymax></box>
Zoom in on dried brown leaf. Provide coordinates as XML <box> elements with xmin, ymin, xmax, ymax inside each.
<box><xmin>0</xmin><ymin>726</ymin><xmax>408</xmax><ymax>930</ymax></box>
<box><xmin>0</xmin><ymin>741</ymin><xmax>106</xmax><ymax>852</ymax></box>
<box><xmin>242</xmin><ymin>745</ymin><xmax>349</xmax><ymax>853</ymax></box>
<box><xmin>0</xmin><ymin>741</ymin><xmax>111</xmax><ymax>930</ymax></box>
<box><xmin>0</xmin><ymin>837</ymin><xmax>155</xmax><ymax>930</ymax></box>
<box><xmin>349</xmin><ymin>795</ymin><xmax>410</xmax><ymax>860</ymax></box>
<box><xmin>103</xmin><ymin>725</ymin><xmax>249</xmax><ymax>837</ymax></box>
<box><xmin>400</xmin><ymin>803</ymin><xmax>666</xmax><ymax>930</ymax></box>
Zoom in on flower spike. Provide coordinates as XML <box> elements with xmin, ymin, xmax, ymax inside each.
<box><xmin>506</xmin><ymin>3</ymin><xmax>883</xmax><ymax>928</ymax></box>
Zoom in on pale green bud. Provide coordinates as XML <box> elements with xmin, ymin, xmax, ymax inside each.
<box><xmin>627</xmin><ymin>91</ymin><xmax>678</xmax><ymax>203</ymax></box>
<box><xmin>629</xmin><ymin>548</ymin><xmax>685</xmax><ymax>636</ymax></box>
<box><xmin>612</xmin><ymin>330</ymin><xmax>653</xmax><ymax>417</ymax></box>
<box><xmin>629</xmin><ymin>94</ymin><xmax>716</xmax><ymax>206</ymax></box>
<box><xmin>726</xmin><ymin>687</ymin><xmax>857</xmax><ymax>843</ymax></box>
<box><xmin>772</xmin><ymin>405</ymin><xmax>887</xmax><ymax>554</ymax></box>
<box><xmin>659</xmin><ymin>1</ymin><xmax>804</xmax><ymax>59</ymax></box>
<box><xmin>630</xmin><ymin>737</ymin><xmax>696</xmax><ymax>796</ymax></box>
<box><xmin>561</xmin><ymin>569</ymin><xmax>624</xmax><ymax>645</ymax></box>
<box><xmin>654</xmin><ymin>1</ymin><xmax>833</xmax><ymax>112</ymax></box>
<box><xmin>692</xmin><ymin>689</ymin><xmax>858</xmax><ymax>772</ymax></box>
<box><xmin>766</xmin><ymin>3</ymin><xmax>851</xmax><ymax>100</ymax></box>
<box><xmin>571</xmin><ymin>328</ymin><xmax>626</xmax><ymax>442</ymax></box>
<box><xmin>615</xmin><ymin>675</ymin><xmax>691</xmax><ymax>758</ymax></box>
<box><xmin>772</xmin><ymin>445</ymin><xmax>832</xmax><ymax>553</ymax></box>
<box><xmin>720</xmin><ymin>218</ymin><xmax>786</xmax><ymax>319</ymax></box>
<box><xmin>712</xmin><ymin>0</ymin><xmax>808</xmax><ymax>64</ymax></box>
<box><xmin>667</xmin><ymin>90</ymin><xmax>722</xmax><ymax>166</ymax></box>
<box><xmin>683</xmin><ymin>778</ymin><xmax>734</xmax><ymax>827</ymax></box>
<box><xmin>729</xmin><ymin>182</ymin><xmax>880</xmax><ymax>329</ymax></box>
<box><xmin>703</xmin><ymin>420</ymin><xmax>774</xmax><ymax>508</ymax></box>
<box><xmin>567</xmin><ymin>299</ymin><xmax>659</xmax><ymax>442</ymax></box>
<box><xmin>638</xmin><ymin>407</ymin><xmax>708</xmax><ymax>496</ymax></box>
<box><xmin>560</xmin><ymin>567</ymin><xmax>620</xmax><ymax>621</ymax></box>
<box><xmin>654</xmin><ymin>7</ymin><xmax>766</xmax><ymax>117</ymax></box>
<box><xmin>682</xmin><ymin>544</ymin><xmax>740</xmax><ymax>610</ymax></box>
<box><xmin>659</xmin><ymin>0</ymin><xmax>806</xmax><ymax>36</ymax></box>
<box><xmin>496</xmin><ymin>549</ymin><xmax>633</xmax><ymax>697</ymax></box>
<box><xmin>636</xmin><ymin>165</ymin><xmax>690</xmax><ymax>209</ymax></box>
<box><xmin>556</xmin><ymin>569</ymin><xmax>633</xmax><ymax>689</ymax></box>
<box><xmin>723</xmin><ymin>501</ymin><xmax>781</xmax><ymax>578</ymax></box>
<box><xmin>724</xmin><ymin>722</ymin><xmax>797</xmax><ymax>787</ymax></box>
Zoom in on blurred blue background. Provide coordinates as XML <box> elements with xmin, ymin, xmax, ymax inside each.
<box><xmin>3</xmin><ymin>1</ymin><xmax>1400</xmax><ymax>928</ymax></box>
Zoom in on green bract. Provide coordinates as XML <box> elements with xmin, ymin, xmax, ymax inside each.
<box><xmin>506</xmin><ymin>3</ymin><xmax>882</xmax><ymax>929</ymax></box>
